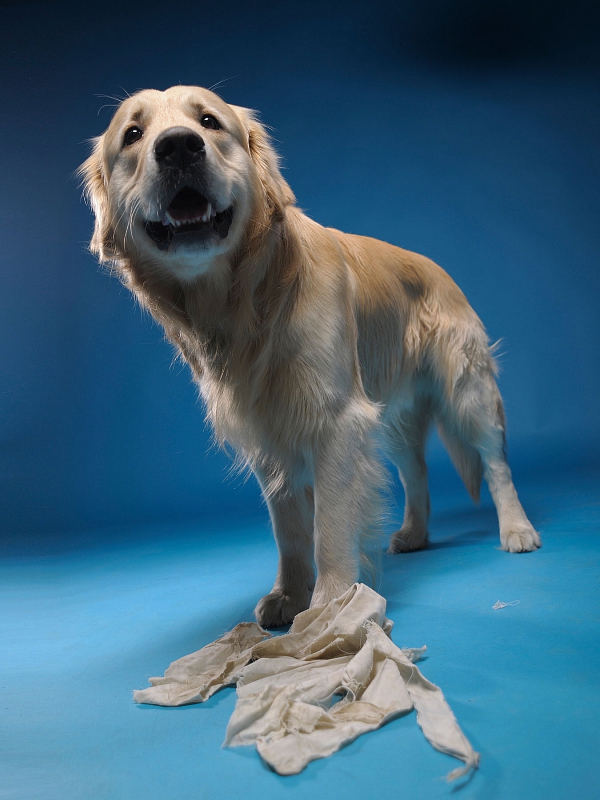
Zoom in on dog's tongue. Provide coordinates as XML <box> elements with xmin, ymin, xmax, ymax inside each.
<box><xmin>168</xmin><ymin>200</ymin><xmax>209</xmax><ymax>222</ymax></box>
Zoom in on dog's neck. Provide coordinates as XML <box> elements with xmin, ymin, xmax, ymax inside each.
<box><xmin>122</xmin><ymin>207</ymin><xmax>305</xmax><ymax>387</ymax></box>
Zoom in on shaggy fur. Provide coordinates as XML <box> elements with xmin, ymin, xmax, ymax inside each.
<box><xmin>80</xmin><ymin>86</ymin><xmax>540</xmax><ymax>627</ymax></box>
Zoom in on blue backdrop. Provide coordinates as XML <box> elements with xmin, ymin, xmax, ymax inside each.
<box><xmin>1</xmin><ymin>0</ymin><xmax>599</xmax><ymax>539</ymax></box>
<box><xmin>3</xmin><ymin>4</ymin><xmax>600</xmax><ymax>800</ymax></box>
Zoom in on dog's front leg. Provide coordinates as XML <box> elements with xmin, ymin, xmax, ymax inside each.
<box><xmin>253</xmin><ymin>466</ymin><xmax>315</xmax><ymax>628</ymax></box>
<box><xmin>311</xmin><ymin>401</ymin><xmax>383</xmax><ymax>608</ymax></box>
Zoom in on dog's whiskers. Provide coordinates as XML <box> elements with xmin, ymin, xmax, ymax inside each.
<box><xmin>208</xmin><ymin>76</ymin><xmax>238</xmax><ymax>93</ymax></box>
<box><xmin>128</xmin><ymin>198</ymin><xmax>142</xmax><ymax>241</ymax></box>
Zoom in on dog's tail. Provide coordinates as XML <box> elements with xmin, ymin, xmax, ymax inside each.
<box><xmin>437</xmin><ymin>420</ymin><xmax>483</xmax><ymax>503</ymax></box>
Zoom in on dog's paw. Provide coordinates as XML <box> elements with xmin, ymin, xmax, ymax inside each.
<box><xmin>500</xmin><ymin>524</ymin><xmax>542</xmax><ymax>553</ymax></box>
<box><xmin>387</xmin><ymin>524</ymin><xmax>429</xmax><ymax>554</ymax></box>
<box><xmin>254</xmin><ymin>591</ymin><xmax>310</xmax><ymax>628</ymax></box>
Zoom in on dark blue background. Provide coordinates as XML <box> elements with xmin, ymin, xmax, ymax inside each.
<box><xmin>1</xmin><ymin>0</ymin><xmax>599</xmax><ymax>540</ymax></box>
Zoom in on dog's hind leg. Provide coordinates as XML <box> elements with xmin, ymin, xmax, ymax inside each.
<box><xmin>386</xmin><ymin>400</ymin><xmax>432</xmax><ymax>554</ymax></box>
<box><xmin>253</xmin><ymin>467</ymin><xmax>315</xmax><ymax>628</ymax></box>
<box><xmin>440</xmin><ymin>366</ymin><xmax>541</xmax><ymax>553</ymax></box>
<box><xmin>479</xmin><ymin>422</ymin><xmax>541</xmax><ymax>552</ymax></box>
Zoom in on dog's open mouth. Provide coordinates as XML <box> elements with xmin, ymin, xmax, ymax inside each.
<box><xmin>144</xmin><ymin>187</ymin><xmax>234</xmax><ymax>250</ymax></box>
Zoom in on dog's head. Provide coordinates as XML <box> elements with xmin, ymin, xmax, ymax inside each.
<box><xmin>80</xmin><ymin>86</ymin><xmax>294</xmax><ymax>281</ymax></box>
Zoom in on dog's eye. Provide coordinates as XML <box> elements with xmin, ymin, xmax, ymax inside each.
<box><xmin>124</xmin><ymin>126</ymin><xmax>143</xmax><ymax>146</ymax></box>
<box><xmin>200</xmin><ymin>114</ymin><xmax>221</xmax><ymax>130</ymax></box>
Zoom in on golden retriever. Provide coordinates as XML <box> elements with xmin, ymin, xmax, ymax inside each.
<box><xmin>80</xmin><ymin>85</ymin><xmax>541</xmax><ymax>627</ymax></box>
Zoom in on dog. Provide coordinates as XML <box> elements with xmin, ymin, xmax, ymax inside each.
<box><xmin>80</xmin><ymin>85</ymin><xmax>541</xmax><ymax>627</ymax></box>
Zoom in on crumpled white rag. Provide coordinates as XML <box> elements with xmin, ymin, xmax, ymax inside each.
<box><xmin>134</xmin><ymin>583</ymin><xmax>479</xmax><ymax>778</ymax></box>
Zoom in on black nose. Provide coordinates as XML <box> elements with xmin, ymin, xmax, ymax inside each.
<box><xmin>154</xmin><ymin>127</ymin><xmax>205</xmax><ymax>170</ymax></box>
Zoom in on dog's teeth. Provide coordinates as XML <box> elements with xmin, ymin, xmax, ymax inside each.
<box><xmin>162</xmin><ymin>209</ymin><xmax>212</xmax><ymax>229</ymax></box>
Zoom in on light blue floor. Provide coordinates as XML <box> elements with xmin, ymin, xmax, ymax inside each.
<box><xmin>3</xmin><ymin>467</ymin><xmax>599</xmax><ymax>800</ymax></box>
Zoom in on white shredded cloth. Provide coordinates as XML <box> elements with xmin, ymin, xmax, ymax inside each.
<box><xmin>134</xmin><ymin>583</ymin><xmax>479</xmax><ymax>778</ymax></box>
<box><xmin>492</xmin><ymin>600</ymin><xmax>520</xmax><ymax>610</ymax></box>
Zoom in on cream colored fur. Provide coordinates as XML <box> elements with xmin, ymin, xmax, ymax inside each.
<box><xmin>80</xmin><ymin>86</ymin><xmax>540</xmax><ymax>627</ymax></box>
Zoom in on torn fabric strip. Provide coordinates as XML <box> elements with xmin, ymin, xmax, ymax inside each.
<box><xmin>134</xmin><ymin>583</ymin><xmax>479</xmax><ymax>778</ymax></box>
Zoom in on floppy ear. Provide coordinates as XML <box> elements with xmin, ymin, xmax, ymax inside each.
<box><xmin>78</xmin><ymin>137</ymin><xmax>118</xmax><ymax>262</ymax></box>
<box><xmin>236</xmin><ymin>108</ymin><xmax>295</xmax><ymax>222</ymax></box>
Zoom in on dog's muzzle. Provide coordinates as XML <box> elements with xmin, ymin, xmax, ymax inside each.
<box><xmin>143</xmin><ymin>127</ymin><xmax>234</xmax><ymax>251</ymax></box>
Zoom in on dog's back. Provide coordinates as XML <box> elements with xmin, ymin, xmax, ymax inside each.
<box><xmin>329</xmin><ymin>231</ymin><xmax>487</xmax><ymax>398</ymax></box>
